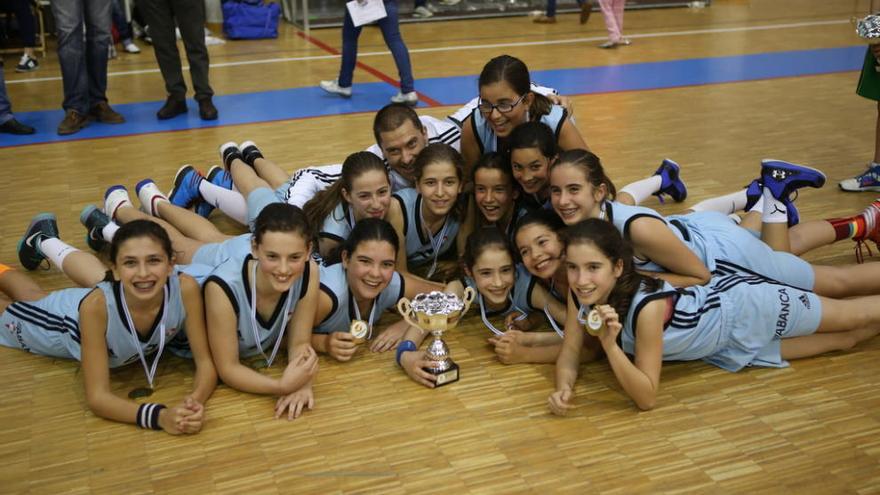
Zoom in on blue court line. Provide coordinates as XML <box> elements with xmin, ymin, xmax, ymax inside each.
<box><xmin>2</xmin><ymin>45</ymin><xmax>865</xmax><ymax>148</ymax></box>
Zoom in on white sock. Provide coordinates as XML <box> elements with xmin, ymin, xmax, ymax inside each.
<box><xmin>761</xmin><ymin>188</ymin><xmax>788</xmax><ymax>224</ymax></box>
<box><xmin>689</xmin><ymin>189</ymin><xmax>747</xmax><ymax>214</ymax></box>
<box><xmin>748</xmin><ymin>197</ymin><xmax>764</xmax><ymax>213</ymax></box>
<box><xmin>728</xmin><ymin>213</ymin><xmax>742</xmax><ymax>224</ymax></box>
<box><xmin>39</xmin><ymin>238</ymin><xmax>78</xmax><ymax>270</ymax></box>
<box><xmin>199</xmin><ymin>180</ymin><xmax>248</xmax><ymax>225</ymax></box>
<box><xmin>619</xmin><ymin>175</ymin><xmax>662</xmax><ymax>205</ymax></box>
<box><xmin>102</xmin><ymin>221</ymin><xmax>120</xmax><ymax>242</ymax></box>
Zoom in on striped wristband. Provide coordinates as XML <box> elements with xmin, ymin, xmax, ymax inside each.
<box><xmin>136</xmin><ymin>403</ymin><xmax>167</xmax><ymax>431</ymax></box>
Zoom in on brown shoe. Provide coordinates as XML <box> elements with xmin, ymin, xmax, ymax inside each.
<box><xmin>57</xmin><ymin>109</ymin><xmax>89</xmax><ymax>135</ymax></box>
<box><xmin>533</xmin><ymin>14</ymin><xmax>556</xmax><ymax>23</ymax></box>
<box><xmin>579</xmin><ymin>2</ymin><xmax>591</xmax><ymax>24</ymax></box>
<box><xmin>89</xmin><ymin>101</ymin><xmax>125</xmax><ymax>124</ymax></box>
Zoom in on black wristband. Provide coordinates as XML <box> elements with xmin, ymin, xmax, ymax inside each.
<box><xmin>136</xmin><ymin>403</ymin><xmax>167</xmax><ymax>431</ymax></box>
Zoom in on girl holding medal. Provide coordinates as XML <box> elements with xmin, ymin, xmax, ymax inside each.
<box><xmin>393</xmin><ymin>143</ymin><xmax>464</xmax><ymax>281</ymax></box>
<box><xmin>311</xmin><ymin>218</ymin><xmax>413</xmax><ymax>360</ymax></box>
<box><xmin>549</xmin><ymin>219</ymin><xmax>880</xmax><ymax>413</ymax></box>
<box><xmin>507</xmin><ymin>121</ymin><xmax>687</xmax><ymax>211</ymax></box>
<box><xmin>548</xmin><ymin>149</ymin><xmax>880</xmax><ymax>297</ymax></box>
<box><xmin>3</xmin><ymin>218</ymin><xmax>216</xmax><ymax>434</ymax></box>
<box><xmin>102</xmin><ymin>186</ymin><xmax>321</xmax><ymax>419</ymax></box>
<box><xmin>459</xmin><ymin>55</ymin><xmax>588</xmax><ymax>174</ymax></box>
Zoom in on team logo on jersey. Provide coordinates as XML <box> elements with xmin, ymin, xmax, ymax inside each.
<box><xmin>798</xmin><ymin>293</ymin><xmax>811</xmax><ymax>310</ymax></box>
<box><xmin>5</xmin><ymin>322</ymin><xmax>29</xmax><ymax>352</ymax></box>
<box><xmin>775</xmin><ymin>288</ymin><xmax>790</xmax><ymax>338</ymax></box>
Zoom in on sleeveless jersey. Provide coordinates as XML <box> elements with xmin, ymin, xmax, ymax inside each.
<box><xmin>393</xmin><ymin>188</ymin><xmax>461</xmax><ymax>268</ymax></box>
<box><xmin>314</xmin><ymin>263</ymin><xmax>406</xmax><ymax>334</ymax></box>
<box><xmin>470</xmin><ymin>104</ymin><xmax>567</xmax><ymax>155</ymax></box>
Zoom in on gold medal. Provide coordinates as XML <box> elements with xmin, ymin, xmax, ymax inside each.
<box><xmin>585</xmin><ymin>309</ymin><xmax>603</xmax><ymax>336</ymax></box>
<box><xmin>350</xmin><ymin>320</ymin><xmax>369</xmax><ymax>344</ymax></box>
<box><xmin>128</xmin><ymin>387</ymin><xmax>154</xmax><ymax>399</ymax></box>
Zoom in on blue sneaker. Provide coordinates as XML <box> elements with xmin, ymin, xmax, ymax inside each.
<box><xmin>195</xmin><ymin>166</ymin><xmax>233</xmax><ymax>218</ymax></box>
<box><xmin>652</xmin><ymin>159</ymin><xmax>687</xmax><ymax>203</ymax></box>
<box><xmin>743</xmin><ymin>179</ymin><xmax>762</xmax><ymax>211</ymax></box>
<box><xmin>761</xmin><ymin>159</ymin><xmax>826</xmax><ymax>202</ymax></box>
<box><xmin>839</xmin><ymin>164</ymin><xmax>880</xmax><ymax>192</ymax></box>
<box><xmin>168</xmin><ymin>165</ymin><xmax>204</xmax><ymax>209</ymax></box>
<box><xmin>17</xmin><ymin>213</ymin><xmax>59</xmax><ymax>270</ymax></box>
<box><xmin>80</xmin><ymin>205</ymin><xmax>110</xmax><ymax>252</ymax></box>
<box><xmin>783</xmin><ymin>198</ymin><xmax>800</xmax><ymax>227</ymax></box>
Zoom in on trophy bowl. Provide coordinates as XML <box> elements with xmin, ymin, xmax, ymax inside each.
<box><xmin>397</xmin><ymin>288</ymin><xmax>475</xmax><ymax>386</ymax></box>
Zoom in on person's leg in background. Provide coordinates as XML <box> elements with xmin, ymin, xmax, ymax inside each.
<box><xmin>111</xmin><ymin>0</ymin><xmax>140</xmax><ymax>52</ymax></box>
<box><xmin>597</xmin><ymin>0</ymin><xmax>621</xmax><ymax>48</ymax></box>
<box><xmin>140</xmin><ymin>0</ymin><xmax>190</xmax><ymax>119</ymax></box>
<box><xmin>319</xmin><ymin>11</ymin><xmax>360</xmax><ymax>97</ymax></box>
<box><xmin>0</xmin><ymin>61</ymin><xmax>35</xmax><ymax>134</ymax></box>
<box><xmin>11</xmin><ymin>0</ymin><xmax>40</xmax><ymax>72</ymax></box>
<box><xmin>172</xmin><ymin>0</ymin><xmax>216</xmax><ymax>119</ymax></box>
<box><xmin>378</xmin><ymin>0</ymin><xmax>416</xmax><ymax>104</ymax></box>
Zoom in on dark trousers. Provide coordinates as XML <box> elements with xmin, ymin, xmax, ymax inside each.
<box><xmin>5</xmin><ymin>0</ymin><xmax>37</xmax><ymax>46</ymax></box>
<box><xmin>139</xmin><ymin>0</ymin><xmax>212</xmax><ymax>101</ymax></box>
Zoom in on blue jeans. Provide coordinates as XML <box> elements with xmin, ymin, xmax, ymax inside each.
<box><xmin>338</xmin><ymin>0</ymin><xmax>414</xmax><ymax>93</ymax></box>
<box><xmin>0</xmin><ymin>64</ymin><xmax>13</xmax><ymax>125</ymax></box>
<box><xmin>50</xmin><ymin>0</ymin><xmax>112</xmax><ymax>114</ymax></box>
<box><xmin>110</xmin><ymin>0</ymin><xmax>133</xmax><ymax>43</ymax></box>
<box><xmin>546</xmin><ymin>0</ymin><xmax>583</xmax><ymax>17</ymax></box>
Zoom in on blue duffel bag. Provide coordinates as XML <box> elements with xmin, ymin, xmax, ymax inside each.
<box><xmin>222</xmin><ymin>0</ymin><xmax>281</xmax><ymax>40</ymax></box>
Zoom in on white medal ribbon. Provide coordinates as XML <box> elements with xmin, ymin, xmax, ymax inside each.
<box><xmin>543</xmin><ymin>304</ymin><xmax>564</xmax><ymax>338</ymax></box>
<box><xmin>120</xmin><ymin>284</ymin><xmax>169</xmax><ymax>390</ymax></box>
<box><xmin>478</xmin><ymin>292</ymin><xmax>528</xmax><ymax>336</ymax></box>
<box><xmin>419</xmin><ymin>200</ymin><xmax>451</xmax><ymax>279</ymax></box>
<box><xmin>249</xmin><ymin>261</ymin><xmax>295</xmax><ymax>367</ymax></box>
<box><xmin>351</xmin><ymin>290</ymin><xmax>379</xmax><ymax>340</ymax></box>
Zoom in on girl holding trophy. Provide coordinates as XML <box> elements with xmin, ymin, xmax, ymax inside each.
<box><xmin>549</xmin><ymin>219</ymin><xmax>880</xmax><ymax>413</ymax></box>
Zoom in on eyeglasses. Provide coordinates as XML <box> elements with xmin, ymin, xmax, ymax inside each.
<box><xmin>477</xmin><ymin>94</ymin><xmax>526</xmax><ymax>115</ymax></box>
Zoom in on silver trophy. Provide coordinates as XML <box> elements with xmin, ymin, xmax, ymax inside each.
<box><xmin>397</xmin><ymin>288</ymin><xmax>475</xmax><ymax>386</ymax></box>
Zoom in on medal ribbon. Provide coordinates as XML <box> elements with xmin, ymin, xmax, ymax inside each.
<box><xmin>478</xmin><ymin>293</ymin><xmax>528</xmax><ymax>336</ymax></box>
<box><xmin>120</xmin><ymin>284</ymin><xmax>169</xmax><ymax>389</ymax></box>
<box><xmin>351</xmin><ymin>289</ymin><xmax>378</xmax><ymax>340</ymax></box>
<box><xmin>419</xmin><ymin>200</ymin><xmax>451</xmax><ymax>279</ymax></box>
<box><xmin>250</xmin><ymin>261</ymin><xmax>295</xmax><ymax>367</ymax></box>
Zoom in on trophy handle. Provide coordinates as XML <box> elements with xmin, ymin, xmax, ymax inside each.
<box><xmin>461</xmin><ymin>287</ymin><xmax>476</xmax><ymax>315</ymax></box>
<box><xmin>397</xmin><ymin>298</ymin><xmax>420</xmax><ymax>329</ymax></box>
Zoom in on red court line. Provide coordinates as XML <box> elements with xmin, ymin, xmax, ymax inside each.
<box><xmin>296</xmin><ymin>31</ymin><xmax>442</xmax><ymax>107</ymax></box>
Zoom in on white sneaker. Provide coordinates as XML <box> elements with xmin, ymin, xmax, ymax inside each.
<box><xmin>104</xmin><ymin>186</ymin><xmax>133</xmax><ymax>222</ymax></box>
<box><xmin>426</xmin><ymin>2</ymin><xmax>439</xmax><ymax>12</ymax></box>
<box><xmin>390</xmin><ymin>91</ymin><xmax>418</xmax><ymax>105</ymax></box>
<box><xmin>413</xmin><ymin>6</ymin><xmax>433</xmax><ymax>17</ymax></box>
<box><xmin>439</xmin><ymin>0</ymin><xmax>460</xmax><ymax>5</ymax></box>
<box><xmin>108</xmin><ymin>44</ymin><xmax>118</xmax><ymax>59</ymax></box>
<box><xmin>319</xmin><ymin>79</ymin><xmax>353</xmax><ymax>97</ymax></box>
<box><xmin>135</xmin><ymin>179</ymin><xmax>170</xmax><ymax>217</ymax></box>
<box><xmin>123</xmin><ymin>42</ymin><xmax>141</xmax><ymax>53</ymax></box>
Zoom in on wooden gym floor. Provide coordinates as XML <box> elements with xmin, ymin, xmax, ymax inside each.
<box><xmin>2</xmin><ymin>0</ymin><xmax>880</xmax><ymax>492</ymax></box>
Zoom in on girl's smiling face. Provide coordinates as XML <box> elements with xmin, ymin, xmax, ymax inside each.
<box><xmin>549</xmin><ymin>163</ymin><xmax>607</xmax><ymax>225</ymax></box>
<box><xmin>474</xmin><ymin>167</ymin><xmax>516</xmax><ymax>224</ymax></box>
<box><xmin>343</xmin><ymin>240</ymin><xmax>396</xmax><ymax>301</ymax></box>
<box><xmin>515</xmin><ymin>223</ymin><xmax>564</xmax><ymax>280</ymax></box>
<box><xmin>478</xmin><ymin>81</ymin><xmax>532</xmax><ymax>138</ymax></box>
<box><xmin>565</xmin><ymin>241</ymin><xmax>622</xmax><ymax>307</ymax></box>
<box><xmin>112</xmin><ymin>236</ymin><xmax>175</xmax><ymax>302</ymax></box>
<box><xmin>344</xmin><ymin>169</ymin><xmax>391</xmax><ymax>221</ymax></box>
<box><xmin>511</xmin><ymin>146</ymin><xmax>552</xmax><ymax>195</ymax></box>
<box><xmin>468</xmin><ymin>245</ymin><xmax>516</xmax><ymax>307</ymax></box>
<box><xmin>252</xmin><ymin>231</ymin><xmax>310</xmax><ymax>293</ymax></box>
<box><xmin>417</xmin><ymin>161</ymin><xmax>462</xmax><ymax>217</ymax></box>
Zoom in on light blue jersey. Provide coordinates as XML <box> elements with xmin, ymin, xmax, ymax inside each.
<box><xmin>314</xmin><ymin>263</ymin><xmax>405</xmax><ymax>334</ymax></box>
<box><xmin>191</xmin><ymin>233</ymin><xmax>252</xmax><ymax>268</ymax></box>
<box><xmin>604</xmin><ymin>201</ymin><xmax>815</xmax><ymax>290</ymax></box>
<box><xmin>464</xmin><ymin>264</ymin><xmax>538</xmax><ymax>318</ymax></box>
<box><xmin>470</xmin><ymin>104</ymin><xmax>567</xmax><ymax>154</ymax></box>
<box><xmin>611</xmin><ymin>271</ymin><xmax>821</xmax><ymax>372</ymax></box>
<box><xmin>318</xmin><ymin>202</ymin><xmax>355</xmax><ymax>243</ymax></box>
<box><xmin>393</xmin><ymin>188</ymin><xmax>461</xmax><ymax>269</ymax></box>
<box><xmin>0</xmin><ymin>271</ymin><xmax>188</xmax><ymax>368</ymax></box>
<box><xmin>204</xmin><ymin>255</ymin><xmax>311</xmax><ymax>359</ymax></box>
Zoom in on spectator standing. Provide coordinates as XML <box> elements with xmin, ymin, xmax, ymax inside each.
<box><xmin>50</xmin><ymin>0</ymin><xmax>125</xmax><ymax>135</ymax></box>
<box><xmin>0</xmin><ymin>60</ymin><xmax>36</xmax><ymax>134</ymax></box>
<box><xmin>597</xmin><ymin>0</ymin><xmax>629</xmax><ymax>49</ymax></box>
<box><xmin>139</xmin><ymin>0</ymin><xmax>217</xmax><ymax>120</ymax></box>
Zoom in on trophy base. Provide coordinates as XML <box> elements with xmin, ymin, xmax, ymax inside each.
<box><xmin>425</xmin><ymin>362</ymin><xmax>459</xmax><ymax>387</ymax></box>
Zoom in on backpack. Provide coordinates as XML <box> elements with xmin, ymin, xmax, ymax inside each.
<box><xmin>222</xmin><ymin>0</ymin><xmax>281</xmax><ymax>40</ymax></box>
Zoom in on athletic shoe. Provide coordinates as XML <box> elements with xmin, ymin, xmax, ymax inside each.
<box><xmin>123</xmin><ymin>41</ymin><xmax>141</xmax><ymax>54</ymax></box>
<box><xmin>319</xmin><ymin>80</ymin><xmax>352</xmax><ymax>97</ymax></box>
<box><xmin>195</xmin><ymin>166</ymin><xmax>234</xmax><ymax>218</ymax></box>
<box><xmin>413</xmin><ymin>5</ymin><xmax>433</xmax><ymax>17</ymax></box>
<box><xmin>15</xmin><ymin>54</ymin><xmax>39</xmax><ymax>72</ymax></box>
<box><xmin>782</xmin><ymin>198</ymin><xmax>800</xmax><ymax>227</ymax></box>
<box><xmin>760</xmin><ymin>159</ymin><xmax>826</xmax><ymax>202</ymax></box>
<box><xmin>856</xmin><ymin>199</ymin><xmax>880</xmax><ymax>262</ymax></box>
<box><xmin>652</xmin><ymin>159</ymin><xmax>687</xmax><ymax>203</ymax></box>
<box><xmin>240</xmin><ymin>141</ymin><xmax>264</xmax><ymax>166</ymax></box>
<box><xmin>135</xmin><ymin>179</ymin><xmax>169</xmax><ymax>217</ymax></box>
<box><xmin>743</xmin><ymin>179</ymin><xmax>762</xmax><ymax>212</ymax></box>
<box><xmin>391</xmin><ymin>91</ymin><xmax>418</xmax><ymax>106</ymax></box>
<box><xmin>80</xmin><ymin>205</ymin><xmax>110</xmax><ymax>252</ymax></box>
<box><xmin>598</xmin><ymin>40</ymin><xmax>618</xmax><ymax>49</ymax></box>
<box><xmin>168</xmin><ymin>165</ymin><xmax>204</xmax><ymax>209</ymax></box>
<box><xmin>219</xmin><ymin>141</ymin><xmax>243</xmax><ymax>170</ymax></box>
<box><xmin>104</xmin><ymin>185</ymin><xmax>134</xmax><ymax>222</ymax></box>
<box><xmin>839</xmin><ymin>164</ymin><xmax>880</xmax><ymax>192</ymax></box>
<box><xmin>17</xmin><ymin>213</ymin><xmax>58</xmax><ymax>271</ymax></box>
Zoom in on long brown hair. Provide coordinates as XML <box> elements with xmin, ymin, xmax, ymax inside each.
<box><xmin>562</xmin><ymin>219</ymin><xmax>662</xmax><ymax>319</ymax></box>
<box><xmin>303</xmin><ymin>151</ymin><xmax>389</xmax><ymax>232</ymax></box>
<box><xmin>550</xmin><ymin>149</ymin><xmax>617</xmax><ymax>200</ymax></box>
